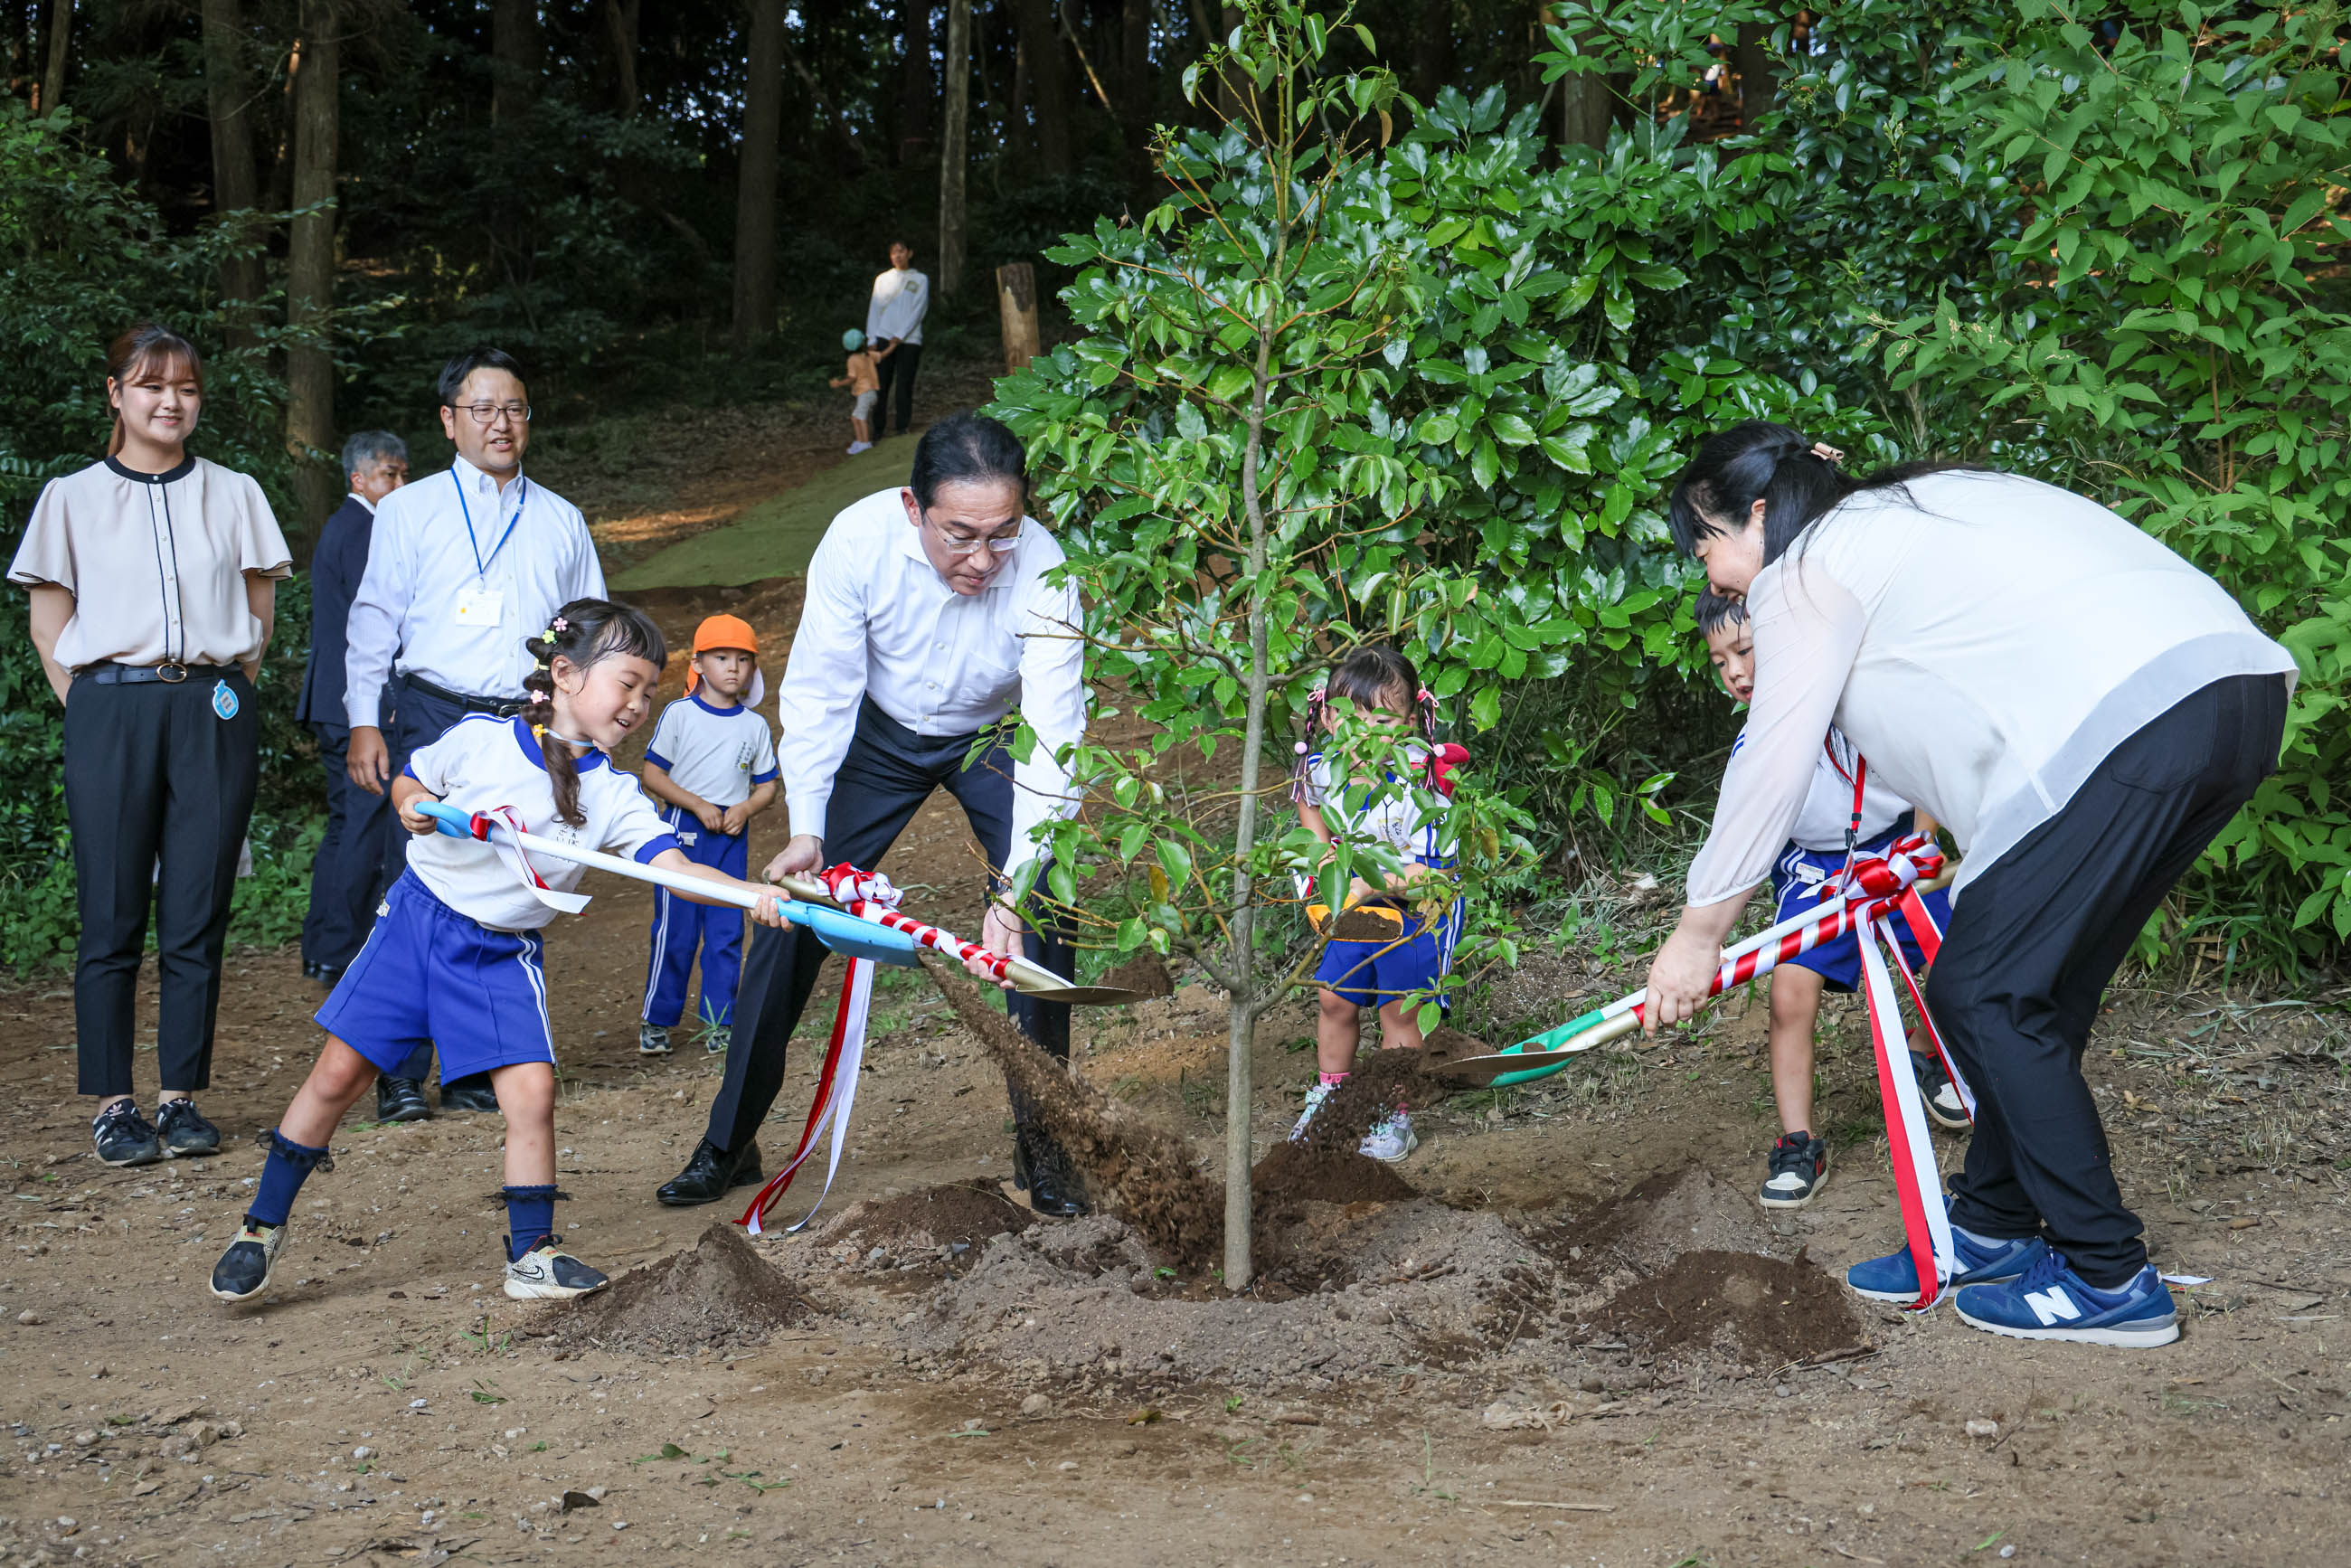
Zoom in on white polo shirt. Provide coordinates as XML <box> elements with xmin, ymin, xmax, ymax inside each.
<box><xmin>402</xmin><ymin>714</ymin><xmax>679</xmax><ymax>931</ymax></box>
<box><xmin>643</xmin><ymin>693</ymin><xmax>779</xmax><ymax>810</ymax></box>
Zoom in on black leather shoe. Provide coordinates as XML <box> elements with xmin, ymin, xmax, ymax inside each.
<box><xmin>1014</xmin><ymin>1127</ymin><xmax>1089</xmax><ymax>1218</ymax></box>
<box><xmin>439</xmin><ymin>1074</ymin><xmax>501</xmax><ymax>1114</ymax></box>
<box><xmin>656</xmin><ymin>1138</ymin><xmax>765</xmax><ymax>1206</ymax></box>
<box><xmin>375</xmin><ymin>1076</ymin><xmax>430</xmax><ymax>1124</ymax></box>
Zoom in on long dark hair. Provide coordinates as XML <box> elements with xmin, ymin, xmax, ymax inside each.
<box><xmin>105</xmin><ymin>324</ymin><xmax>203</xmax><ymax>458</ymax></box>
<box><xmin>1666</xmin><ymin>420</ymin><xmax>1985</xmax><ymax>569</ymax></box>
<box><xmin>520</xmin><ymin>598</ymin><xmax>666</xmax><ymax>827</ymax></box>
<box><xmin>1292</xmin><ymin>643</ymin><xmax>1440</xmax><ymax>799</ymax></box>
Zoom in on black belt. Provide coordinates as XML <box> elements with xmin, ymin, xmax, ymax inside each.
<box><xmin>79</xmin><ymin>661</ymin><xmax>239</xmax><ymax>686</ymax></box>
<box><xmin>400</xmin><ymin>670</ymin><xmax>529</xmax><ymax>718</ymax></box>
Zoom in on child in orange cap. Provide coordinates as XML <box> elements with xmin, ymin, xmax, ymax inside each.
<box><xmin>637</xmin><ymin>615</ymin><xmax>779</xmax><ymax>1054</ymax></box>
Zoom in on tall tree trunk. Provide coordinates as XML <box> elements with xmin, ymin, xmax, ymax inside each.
<box><xmin>39</xmin><ymin>0</ymin><xmax>71</xmax><ymax>116</ymax></box>
<box><xmin>900</xmin><ymin>0</ymin><xmax>934</xmax><ymax>165</ymax></box>
<box><xmin>1735</xmin><ymin>20</ymin><xmax>1778</xmax><ymax>131</ymax></box>
<box><xmin>1410</xmin><ymin>0</ymin><xmax>1453</xmax><ymax>109</ymax></box>
<box><xmin>1118</xmin><ymin>0</ymin><xmax>1149</xmax><ymax>141</ymax></box>
<box><xmin>602</xmin><ymin>0</ymin><xmax>641</xmax><ymax>118</ymax></box>
<box><xmin>731</xmin><ymin>0</ymin><xmax>786</xmax><ymax>355</ymax></box>
<box><xmin>286</xmin><ymin>0</ymin><xmax>341</xmax><ymax>546</ymax></box>
<box><xmin>1552</xmin><ymin>1</ymin><xmax>1611</xmax><ymax>152</ymax></box>
<box><xmin>938</xmin><ymin>0</ymin><xmax>970</xmax><ymax>297</ymax></box>
<box><xmin>492</xmin><ymin>0</ymin><xmax>541</xmax><ymax>128</ymax></box>
<box><xmin>1213</xmin><ymin>5</ymin><xmax>1239</xmax><ymax>122</ymax></box>
<box><xmin>1008</xmin><ymin>0</ymin><xmax>1070</xmax><ymax>175</ymax></box>
<box><xmin>199</xmin><ymin>0</ymin><xmax>263</xmax><ymax>336</ymax></box>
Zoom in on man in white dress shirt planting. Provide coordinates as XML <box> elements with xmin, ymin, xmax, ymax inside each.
<box><xmin>340</xmin><ymin>347</ymin><xmax>608</xmax><ymax>1119</ymax></box>
<box><xmin>657</xmin><ymin>415</ymin><xmax>1091</xmax><ymax>1213</ymax></box>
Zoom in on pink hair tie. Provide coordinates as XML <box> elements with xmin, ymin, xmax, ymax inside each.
<box><xmin>1416</xmin><ymin>688</ymin><xmax>1432</xmax><ymax>703</ymax></box>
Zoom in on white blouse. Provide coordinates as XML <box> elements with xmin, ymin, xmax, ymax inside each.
<box><xmin>1685</xmin><ymin>471</ymin><xmax>2297</xmax><ymax>906</ymax></box>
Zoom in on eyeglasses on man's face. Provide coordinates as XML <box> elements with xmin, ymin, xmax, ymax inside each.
<box><xmin>451</xmin><ymin>401</ymin><xmax>533</xmax><ymax>426</ymax></box>
<box><xmin>923</xmin><ymin>509</ymin><xmax>1020</xmax><ymax>555</ymax></box>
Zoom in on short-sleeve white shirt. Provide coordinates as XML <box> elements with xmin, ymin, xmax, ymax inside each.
<box><xmin>643</xmin><ymin>694</ymin><xmax>779</xmax><ymax>809</ymax></box>
<box><xmin>1298</xmin><ymin>748</ymin><xmax>1455</xmax><ymax>868</ymax></box>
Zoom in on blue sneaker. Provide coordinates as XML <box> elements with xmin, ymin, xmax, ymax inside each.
<box><xmin>1953</xmin><ymin>1252</ymin><xmax>2179</xmax><ymax>1347</ymax></box>
<box><xmin>1845</xmin><ymin>1202</ymin><xmax>2048</xmax><ymax>1304</ymax></box>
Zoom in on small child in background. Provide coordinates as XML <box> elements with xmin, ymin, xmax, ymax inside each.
<box><xmin>829</xmin><ymin>329</ymin><xmax>893</xmax><ymax>455</ymax></box>
<box><xmin>1287</xmin><ymin>644</ymin><xmax>1468</xmax><ymax>1164</ymax></box>
<box><xmin>1698</xmin><ymin>590</ymin><xmax>1964</xmax><ymax>1211</ymax></box>
<box><xmin>206</xmin><ymin>600</ymin><xmax>791</xmax><ymax>1307</ymax></box>
<box><xmin>637</xmin><ymin>615</ymin><xmax>779</xmax><ymax>1056</ymax></box>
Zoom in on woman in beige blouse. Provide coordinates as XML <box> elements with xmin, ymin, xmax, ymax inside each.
<box><xmin>8</xmin><ymin>325</ymin><xmax>293</xmax><ymax>1169</ymax></box>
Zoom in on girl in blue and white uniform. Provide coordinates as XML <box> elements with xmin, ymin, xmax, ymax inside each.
<box><xmin>1288</xmin><ymin>644</ymin><xmax>1467</xmax><ymax>1164</ymax></box>
<box><xmin>208</xmin><ymin>600</ymin><xmax>791</xmax><ymax>1305</ymax></box>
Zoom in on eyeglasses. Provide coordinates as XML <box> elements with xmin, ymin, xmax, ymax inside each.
<box><xmin>924</xmin><ymin>510</ymin><xmax>1020</xmax><ymax>555</ymax></box>
<box><xmin>452</xmin><ymin>401</ymin><xmax>533</xmax><ymax>426</ymax></box>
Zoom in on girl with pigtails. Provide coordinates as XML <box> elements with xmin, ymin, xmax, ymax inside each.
<box><xmin>1288</xmin><ymin>644</ymin><xmax>1470</xmax><ymax>1164</ymax></box>
<box><xmin>207</xmin><ymin>600</ymin><xmax>793</xmax><ymax>1307</ymax></box>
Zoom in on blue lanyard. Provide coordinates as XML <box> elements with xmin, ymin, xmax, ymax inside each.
<box><xmin>451</xmin><ymin>469</ymin><xmax>526</xmax><ymax>580</ymax></box>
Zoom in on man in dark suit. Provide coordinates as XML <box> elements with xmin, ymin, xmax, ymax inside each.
<box><xmin>297</xmin><ymin>432</ymin><xmax>410</xmax><ymax>1112</ymax></box>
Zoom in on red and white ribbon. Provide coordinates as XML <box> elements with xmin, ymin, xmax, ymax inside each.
<box><xmin>813</xmin><ymin>864</ymin><xmax>1018</xmax><ymax>984</ymax></box>
<box><xmin>484</xmin><ymin>805</ymin><xmax>593</xmax><ymax>914</ymax></box>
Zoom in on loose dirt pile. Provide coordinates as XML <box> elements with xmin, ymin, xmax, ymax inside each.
<box><xmin>1096</xmin><ymin>951</ymin><xmax>1176</xmax><ymax>998</ymax></box>
<box><xmin>832</xmin><ymin>1180</ymin><xmax>1030</xmax><ymax>1250</ymax></box>
<box><xmin>549</xmin><ymin>1222</ymin><xmax>810</xmax><ymax>1356</ymax></box>
<box><xmin>1597</xmin><ymin>1249</ymin><xmax>1860</xmax><ymax>1365</ymax></box>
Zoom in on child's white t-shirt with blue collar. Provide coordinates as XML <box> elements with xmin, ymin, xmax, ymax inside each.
<box><xmin>642</xmin><ymin>692</ymin><xmax>779</xmax><ymax>810</ymax></box>
<box><xmin>1298</xmin><ymin>746</ymin><xmax>1455</xmax><ymax>869</ymax></box>
<box><xmin>403</xmin><ymin>714</ymin><xmax>681</xmax><ymax>931</ymax></box>
<box><xmin>1734</xmin><ymin>725</ymin><xmax>1919</xmax><ymax>853</ymax></box>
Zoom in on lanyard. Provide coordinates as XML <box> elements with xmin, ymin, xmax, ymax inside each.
<box><xmin>451</xmin><ymin>469</ymin><xmax>526</xmax><ymax>580</ymax></box>
<box><xmin>1823</xmin><ymin>732</ymin><xmax>1868</xmax><ymax>897</ymax></box>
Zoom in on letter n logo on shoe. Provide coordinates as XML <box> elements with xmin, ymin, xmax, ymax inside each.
<box><xmin>2025</xmin><ymin>1288</ymin><xmax>2082</xmax><ymax>1326</ymax></box>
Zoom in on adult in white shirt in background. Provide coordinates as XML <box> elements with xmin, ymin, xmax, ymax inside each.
<box><xmin>1645</xmin><ymin>421</ymin><xmax>2296</xmax><ymax>1348</ymax></box>
<box><xmin>339</xmin><ymin>346</ymin><xmax>607</xmax><ymax>1117</ymax></box>
<box><xmin>864</xmin><ymin>240</ymin><xmax>930</xmax><ymax>439</ymax></box>
<box><xmin>658</xmin><ymin>415</ymin><xmax>1090</xmax><ymax>1213</ymax></box>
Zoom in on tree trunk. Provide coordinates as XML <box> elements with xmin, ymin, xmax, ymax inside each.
<box><xmin>1558</xmin><ymin>69</ymin><xmax>1610</xmax><ymax>151</ymax></box>
<box><xmin>1008</xmin><ymin>0</ymin><xmax>1070</xmax><ymax>175</ymax></box>
<box><xmin>602</xmin><ymin>0</ymin><xmax>641</xmax><ymax>118</ymax></box>
<box><xmin>938</xmin><ymin>0</ymin><xmax>970</xmax><ymax>297</ymax></box>
<box><xmin>492</xmin><ymin>0</ymin><xmax>541</xmax><ymax>128</ymax></box>
<box><xmin>39</xmin><ymin>0</ymin><xmax>71</xmax><ymax>116</ymax></box>
<box><xmin>1734</xmin><ymin>20</ymin><xmax>1778</xmax><ymax>131</ymax></box>
<box><xmin>731</xmin><ymin>0</ymin><xmax>787</xmax><ymax>355</ymax></box>
<box><xmin>996</xmin><ymin>261</ymin><xmax>1041</xmax><ymax>372</ymax></box>
<box><xmin>1410</xmin><ymin>0</ymin><xmax>1453</xmax><ymax>109</ymax></box>
<box><xmin>286</xmin><ymin>0</ymin><xmax>341</xmax><ymax>545</ymax></box>
<box><xmin>900</xmin><ymin>0</ymin><xmax>934</xmax><ymax>165</ymax></box>
<box><xmin>199</xmin><ymin>0</ymin><xmax>263</xmax><ymax>334</ymax></box>
<box><xmin>1118</xmin><ymin>0</ymin><xmax>1149</xmax><ymax>142</ymax></box>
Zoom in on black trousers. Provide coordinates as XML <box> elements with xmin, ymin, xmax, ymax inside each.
<box><xmin>64</xmin><ymin>671</ymin><xmax>260</xmax><ymax>1097</ymax></box>
<box><xmin>300</xmin><ymin>722</ymin><xmax>393</xmax><ymax>972</ymax></box>
<box><xmin>703</xmin><ymin>697</ymin><xmax>1069</xmax><ymax>1155</ymax></box>
<box><xmin>1931</xmin><ymin>674</ymin><xmax>2288</xmax><ymax>1286</ymax></box>
<box><xmin>873</xmin><ymin>341</ymin><xmax>924</xmax><ymax>436</ymax></box>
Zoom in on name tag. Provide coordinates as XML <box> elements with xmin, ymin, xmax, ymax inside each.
<box><xmin>454</xmin><ymin>588</ymin><xmax>505</xmax><ymax>628</ymax></box>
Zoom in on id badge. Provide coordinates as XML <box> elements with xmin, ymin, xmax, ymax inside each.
<box><xmin>454</xmin><ymin>588</ymin><xmax>505</xmax><ymax>628</ymax></box>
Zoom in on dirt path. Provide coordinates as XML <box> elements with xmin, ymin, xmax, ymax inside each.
<box><xmin>4</xmin><ymin>506</ymin><xmax>2349</xmax><ymax>1564</ymax></box>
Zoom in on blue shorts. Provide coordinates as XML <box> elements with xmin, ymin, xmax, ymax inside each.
<box><xmin>1315</xmin><ymin>902</ymin><xmax>1463</xmax><ymax>1010</ymax></box>
<box><xmin>316</xmin><ymin>871</ymin><xmax>557</xmax><ymax>1079</ymax></box>
<box><xmin>1768</xmin><ymin>827</ymin><xmax>1951</xmax><ymax>994</ymax></box>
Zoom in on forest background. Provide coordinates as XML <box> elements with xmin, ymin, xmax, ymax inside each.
<box><xmin>0</xmin><ymin>0</ymin><xmax>2344</xmax><ymax>989</ymax></box>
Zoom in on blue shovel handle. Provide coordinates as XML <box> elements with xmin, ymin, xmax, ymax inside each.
<box><xmin>780</xmin><ymin>900</ymin><xmax>922</xmax><ymax>968</ymax></box>
<box><xmin>414</xmin><ymin>799</ymin><xmax>488</xmax><ymax>839</ymax></box>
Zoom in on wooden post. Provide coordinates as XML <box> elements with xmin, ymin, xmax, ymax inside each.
<box><xmin>938</xmin><ymin>0</ymin><xmax>970</xmax><ymax>298</ymax></box>
<box><xmin>996</xmin><ymin>262</ymin><xmax>1042</xmax><ymax>373</ymax></box>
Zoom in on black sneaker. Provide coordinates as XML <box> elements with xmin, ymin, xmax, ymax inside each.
<box><xmin>1759</xmin><ymin>1132</ymin><xmax>1829</xmax><ymax>1209</ymax></box>
<box><xmin>209</xmin><ymin>1221</ymin><xmax>286</xmax><ymax>1303</ymax></box>
<box><xmin>1912</xmin><ymin>1050</ymin><xmax>1971</xmax><ymax>1130</ymax></box>
<box><xmin>156</xmin><ymin>1098</ymin><xmax>221</xmax><ymax>1157</ymax></box>
<box><xmin>504</xmin><ymin>1237</ymin><xmax>609</xmax><ymax>1300</ymax></box>
<box><xmin>92</xmin><ymin>1100</ymin><xmax>164</xmax><ymax>1167</ymax></box>
<box><xmin>439</xmin><ymin>1074</ymin><xmax>501</xmax><ymax>1114</ymax></box>
<box><xmin>375</xmin><ymin>1076</ymin><xmax>430</xmax><ymax>1124</ymax></box>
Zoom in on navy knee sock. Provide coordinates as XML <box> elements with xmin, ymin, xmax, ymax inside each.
<box><xmin>502</xmin><ymin>1185</ymin><xmax>564</xmax><ymax>1261</ymax></box>
<box><xmin>246</xmin><ymin>1129</ymin><xmax>333</xmax><ymax>1228</ymax></box>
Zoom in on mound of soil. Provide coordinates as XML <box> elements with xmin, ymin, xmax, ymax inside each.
<box><xmin>1251</xmin><ymin>1141</ymin><xmax>1415</xmax><ymax>1205</ymax></box>
<box><xmin>1291</xmin><ymin>1049</ymin><xmax>1446</xmax><ymax>1160</ymax></box>
<box><xmin>550</xmin><ymin>1223</ymin><xmax>809</xmax><ymax>1356</ymax></box>
<box><xmin>1551</xmin><ymin>1166</ymin><xmax>1786</xmax><ymax>1277</ymax></box>
<box><xmin>1096</xmin><ymin>951</ymin><xmax>1176</xmax><ymax>998</ymax></box>
<box><xmin>833</xmin><ymin>1181</ymin><xmax>1030</xmax><ymax>1249</ymax></box>
<box><xmin>1596</xmin><ymin>1249</ymin><xmax>1861</xmax><ymax>1366</ymax></box>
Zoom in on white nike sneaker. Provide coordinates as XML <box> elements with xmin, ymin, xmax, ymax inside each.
<box><xmin>1359</xmin><ymin>1110</ymin><xmax>1418</xmax><ymax>1164</ymax></box>
<box><xmin>503</xmin><ymin>1238</ymin><xmax>610</xmax><ymax>1301</ymax></box>
<box><xmin>1289</xmin><ymin>1082</ymin><xmax>1336</xmax><ymax>1142</ymax></box>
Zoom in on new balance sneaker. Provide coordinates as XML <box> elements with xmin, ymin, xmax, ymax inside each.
<box><xmin>1953</xmin><ymin>1252</ymin><xmax>2180</xmax><ymax>1347</ymax></box>
<box><xmin>637</xmin><ymin>1023</ymin><xmax>672</xmax><ymax>1056</ymax></box>
<box><xmin>1360</xmin><ymin>1110</ymin><xmax>1418</xmax><ymax>1164</ymax></box>
<box><xmin>1912</xmin><ymin>1050</ymin><xmax>1970</xmax><ymax>1131</ymax></box>
<box><xmin>1846</xmin><ymin>1198</ymin><xmax>2049</xmax><ymax>1303</ymax></box>
<box><xmin>91</xmin><ymin>1100</ymin><xmax>163</xmax><ymax>1167</ymax></box>
<box><xmin>156</xmin><ymin>1098</ymin><xmax>221</xmax><ymax>1157</ymax></box>
<box><xmin>1289</xmin><ymin>1082</ymin><xmax>1336</xmax><ymax>1143</ymax></box>
<box><xmin>504</xmin><ymin>1238</ymin><xmax>610</xmax><ymax>1300</ymax></box>
<box><xmin>209</xmin><ymin>1221</ymin><xmax>286</xmax><ymax>1303</ymax></box>
<box><xmin>1759</xmin><ymin>1132</ymin><xmax>1828</xmax><ymax>1209</ymax></box>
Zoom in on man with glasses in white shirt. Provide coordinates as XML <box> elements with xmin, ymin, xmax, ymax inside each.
<box><xmin>658</xmin><ymin>414</ymin><xmax>1091</xmax><ymax>1214</ymax></box>
<box><xmin>341</xmin><ymin>346</ymin><xmax>607</xmax><ymax>1119</ymax></box>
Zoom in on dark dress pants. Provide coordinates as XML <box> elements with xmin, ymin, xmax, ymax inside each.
<box><xmin>1930</xmin><ymin>674</ymin><xmax>2289</xmax><ymax>1286</ymax></box>
<box><xmin>301</xmin><ymin>722</ymin><xmax>393</xmax><ymax>972</ymax></box>
<box><xmin>63</xmin><ymin>672</ymin><xmax>260</xmax><ymax>1096</ymax></box>
<box><xmin>703</xmin><ymin>698</ymin><xmax>1069</xmax><ymax>1155</ymax></box>
<box><xmin>873</xmin><ymin>342</ymin><xmax>924</xmax><ymax>437</ymax></box>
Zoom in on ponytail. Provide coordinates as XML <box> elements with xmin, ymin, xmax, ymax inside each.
<box><xmin>518</xmin><ymin>597</ymin><xmax>668</xmax><ymax>827</ymax></box>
